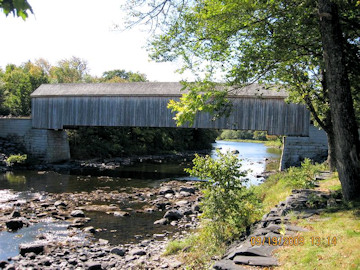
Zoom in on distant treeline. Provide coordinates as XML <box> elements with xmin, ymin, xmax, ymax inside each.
<box><xmin>218</xmin><ymin>130</ymin><xmax>279</xmax><ymax>141</ymax></box>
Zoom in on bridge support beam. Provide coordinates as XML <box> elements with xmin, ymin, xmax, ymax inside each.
<box><xmin>280</xmin><ymin>125</ymin><xmax>328</xmax><ymax>170</ymax></box>
<box><xmin>0</xmin><ymin>118</ymin><xmax>70</xmax><ymax>163</ymax></box>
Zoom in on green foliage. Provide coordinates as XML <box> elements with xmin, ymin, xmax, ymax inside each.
<box><xmin>0</xmin><ymin>57</ymin><xmax>148</xmax><ymax>116</ymax></box>
<box><xmin>49</xmin><ymin>57</ymin><xmax>89</xmax><ymax>83</ymax></box>
<box><xmin>6</xmin><ymin>154</ymin><xmax>27</xmax><ymax>166</ymax></box>
<box><xmin>218</xmin><ymin>129</ymin><xmax>269</xmax><ymax>141</ymax></box>
<box><xmin>0</xmin><ymin>0</ymin><xmax>32</xmax><ymax>19</ymax></box>
<box><xmin>186</xmin><ymin>150</ymin><xmax>262</xmax><ymax>243</ymax></box>
<box><xmin>68</xmin><ymin>127</ymin><xmax>218</xmax><ymax>159</ymax></box>
<box><xmin>283</xmin><ymin>158</ymin><xmax>327</xmax><ymax>189</ymax></box>
<box><xmin>0</xmin><ymin>61</ymin><xmax>49</xmax><ymax>116</ymax></box>
<box><xmin>167</xmin><ymin>80</ymin><xmax>232</xmax><ymax>126</ymax></box>
<box><xmin>127</xmin><ymin>0</ymin><xmax>360</xmax><ymax>133</ymax></box>
<box><xmin>255</xmin><ymin>159</ymin><xmax>328</xmax><ymax>212</ymax></box>
<box><xmin>102</xmin><ymin>69</ymin><xmax>147</xmax><ymax>82</ymax></box>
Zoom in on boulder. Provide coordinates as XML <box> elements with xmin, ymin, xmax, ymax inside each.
<box><xmin>159</xmin><ymin>186</ymin><xmax>175</xmax><ymax>195</ymax></box>
<box><xmin>180</xmin><ymin>186</ymin><xmax>196</xmax><ymax>194</ymax></box>
<box><xmin>19</xmin><ymin>243</ymin><xmax>45</xmax><ymax>256</ymax></box>
<box><xmin>110</xmin><ymin>247</ymin><xmax>126</xmax><ymax>256</ymax></box>
<box><xmin>70</xmin><ymin>210</ymin><xmax>85</xmax><ymax>218</ymax></box>
<box><xmin>6</xmin><ymin>218</ymin><xmax>26</xmax><ymax>231</ymax></box>
<box><xmin>164</xmin><ymin>210</ymin><xmax>183</xmax><ymax>221</ymax></box>
<box><xmin>86</xmin><ymin>261</ymin><xmax>103</xmax><ymax>270</ymax></box>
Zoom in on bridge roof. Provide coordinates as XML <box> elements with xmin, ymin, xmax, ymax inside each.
<box><xmin>31</xmin><ymin>82</ymin><xmax>288</xmax><ymax>99</ymax></box>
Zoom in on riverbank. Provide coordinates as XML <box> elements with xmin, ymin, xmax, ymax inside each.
<box><xmin>159</xmin><ymin>160</ymin><xmax>360</xmax><ymax>269</ymax></box>
<box><xmin>0</xmin><ymin>180</ymin><xmax>202</xmax><ymax>269</ymax></box>
<box><xmin>0</xmin><ymin>140</ymin><xmax>281</xmax><ymax>269</ymax></box>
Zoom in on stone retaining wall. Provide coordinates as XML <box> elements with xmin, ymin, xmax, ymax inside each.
<box><xmin>280</xmin><ymin>125</ymin><xmax>328</xmax><ymax>170</ymax></box>
<box><xmin>0</xmin><ymin>118</ymin><xmax>70</xmax><ymax>162</ymax></box>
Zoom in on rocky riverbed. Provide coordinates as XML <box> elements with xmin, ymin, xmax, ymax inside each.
<box><xmin>0</xmin><ymin>180</ymin><xmax>202</xmax><ymax>269</ymax></box>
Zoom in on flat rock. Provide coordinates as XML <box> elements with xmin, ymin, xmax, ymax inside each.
<box><xmin>233</xmin><ymin>255</ymin><xmax>278</xmax><ymax>266</ymax></box>
<box><xmin>213</xmin><ymin>260</ymin><xmax>247</xmax><ymax>270</ymax></box>
<box><xmin>129</xmin><ymin>248</ymin><xmax>146</xmax><ymax>256</ymax></box>
<box><xmin>285</xmin><ymin>224</ymin><xmax>309</xmax><ymax>232</ymax></box>
<box><xmin>228</xmin><ymin>245</ymin><xmax>278</xmax><ymax>259</ymax></box>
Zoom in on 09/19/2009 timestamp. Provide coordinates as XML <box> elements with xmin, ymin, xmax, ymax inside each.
<box><xmin>250</xmin><ymin>236</ymin><xmax>337</xmax><ymax>247</ymax></box>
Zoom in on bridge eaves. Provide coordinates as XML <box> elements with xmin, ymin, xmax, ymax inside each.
<box><xmin>30</xmin><ymin>82</ymin><xmax>288</xmax><ymax>99</ymax></box>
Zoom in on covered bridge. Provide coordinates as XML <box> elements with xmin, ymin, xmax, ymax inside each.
<box><xmin>31</xmin><ymin>82</ymin><xmax>309</xmax><ymax>136</ymax></box>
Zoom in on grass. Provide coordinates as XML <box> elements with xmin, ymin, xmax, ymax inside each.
<box><xmin>273</xmin><ymin>176</ymin><xmax>360</xmax><ymax>270</ymax></box>
<box><xmin>162</xmin><ymin>160</ymin><xmax>359</xmax><ymax>270</ymax></box>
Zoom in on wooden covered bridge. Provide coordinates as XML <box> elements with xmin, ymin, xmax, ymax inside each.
<box><xmin>30</xmin><ymin>82</ymin><xmax>309</xmax><ymax>136</ymax></box>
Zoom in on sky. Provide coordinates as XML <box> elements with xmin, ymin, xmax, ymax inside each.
<box><xmin>0</xmin><ymin>0</ymin><xmax>189</xmax><ymax>82</ymax></box>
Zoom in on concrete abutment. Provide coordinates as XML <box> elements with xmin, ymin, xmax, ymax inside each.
<box><xmin>0</xmin><ymin>118</ymin><xmax>70</xmax><ymax>163</ymax></box>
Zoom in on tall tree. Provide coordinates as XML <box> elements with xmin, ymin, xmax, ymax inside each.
<box><xmin>126</xmin><ymin>0</ymin><xmax>360</xmax><ymax>200</ymax></box>
<box><xmin>0</xmin><ymin>61</ymin><xmax>48</xmax><ymax>116</ymax></box>
<box><xmin>318</xmin><ymin>0</ymin><xmax>360</xmax><ymax>200</ymax></box>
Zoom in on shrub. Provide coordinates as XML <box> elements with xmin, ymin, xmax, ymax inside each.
<box><xmin>283</xmin><ymin>158</ymin><xmax>325</xmax><ymax>189</ymax></box>
<box><xmin>6</xmin><ymin>154</ymin><xmax>27</xmax><ymax>166</ymax></box>
<box><xmin>186</xmin><ymin>150</ymin><xmax>262</xmax><ymax>243</ymax></box>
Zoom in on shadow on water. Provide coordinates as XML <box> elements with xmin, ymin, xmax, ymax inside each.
<box><xmin>0</xmin><ymin>161</ymin><xmax>191</xmax><ymax>194</ymax></box>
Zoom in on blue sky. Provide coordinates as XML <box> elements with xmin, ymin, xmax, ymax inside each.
<box><xmin>0</xmin><ymin>0</ymin><xmax>189</xmax><ymax>81</ymax></box>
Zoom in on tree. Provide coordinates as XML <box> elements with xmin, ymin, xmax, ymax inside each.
<box><xmin>126</xmin><ymin>0</ymin><xmax>360</xmax><ymax>200</ymax></box>
<box><xmin>318</xmin><ymin>0</ymin><xmax>360</xmax><ymax>200</ymax></box>
<box><xmin>0</xmin><ymin>0</ymin><xmax>32</xmax><ymax>19</ymax></box>
<box><xmin>0</xmin><ymin>61</ymin><xmax>48</xmax><ymax>116</ymax></box>
<box><xmin>49</xmin><ymin>57</ymin><xmax>89</xmax><ymax>83</ymax></box>
<box><xmin>102</xmin><ymin>69</ymin><xmax>147</xmax><ymax>82</ymax></box>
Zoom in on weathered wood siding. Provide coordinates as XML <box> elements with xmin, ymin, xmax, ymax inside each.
<box><xmin>31</xmin><ymin>96</ymin><xmax>309</xmax><ymax>136</ymax></box>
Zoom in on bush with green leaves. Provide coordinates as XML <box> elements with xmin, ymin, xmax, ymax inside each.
<box><xmin>186</xmin><ymin>150</ymin><xmax>262</xmax><ymax>244</ymax></box>
<box><xmin>283</xmin><ymin>158</ymin><xmax>326</xmax><ymax>189</ymax></box>
<box><xmin>6</xmin><ymin>154</ymin><xmax>27</xmax><ymax>166</ymax></box>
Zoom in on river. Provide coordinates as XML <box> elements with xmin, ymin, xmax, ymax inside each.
<box><xmin>0</xmin><ymin>140</ymin><xmax>281</xmax><ymax>261</ymax></box>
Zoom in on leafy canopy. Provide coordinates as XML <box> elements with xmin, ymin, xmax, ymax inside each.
<box><xmin>127</xmin><ymin>0</ymin><xmax>359</xmax><ymax>127</ymax></box>
<box><xmin>0</xmin><ymin>0</ymin><xmax>33</xmax><ymax>19</ymax></box>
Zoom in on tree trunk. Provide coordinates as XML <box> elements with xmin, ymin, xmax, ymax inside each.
<box><xmin>318</xmin><ymin>0</ymin><xmax>360</xmax><ymax>200</ymax></box>
<box><xmin>326</xmin><ymin>128</ymin><xmax>337</xmax><ymax>172</ymax></box>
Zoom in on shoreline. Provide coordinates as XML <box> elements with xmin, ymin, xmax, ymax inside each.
<box><xmin>0</xmin><ymin>180</ymin><xmax>202</xmax><ymax>269</ymax></box>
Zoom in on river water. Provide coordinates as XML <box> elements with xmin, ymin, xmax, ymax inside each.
<box><xmin>0</xmin><ymin>140</ymin><xmax>281</xmax><ymax>260</ymax></box>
